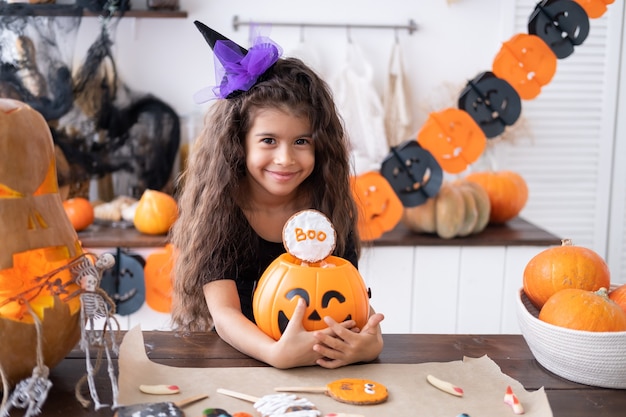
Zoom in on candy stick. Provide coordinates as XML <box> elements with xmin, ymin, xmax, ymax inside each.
<box><xmin>275</xmin><ymin>378</ymin><xmax>388</xmax><ymax>405</ymax></box>
<box><xmin>114</xmin><ymin>394</ymin><xmax>208</xmax><ymax>417</ymax></box>
<box><xmin>216</xmin><ymin>388</ymin><xmax>260</xmax><ymax>403</ymax></box>
<box><xmin>426</xmin><ymin>374</ymin><xmax>464</xmax><ymax>397</ymax></box>
<box><xmin>504</xmin><ymin>386</ymin><xmax>525</xmax><ymax>414</ymax></box>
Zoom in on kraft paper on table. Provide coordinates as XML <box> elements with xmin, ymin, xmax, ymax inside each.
<box><xmin>118</xmin><ymin>326</ymin><xmax>553</xmax><ymax>416</ymax></box>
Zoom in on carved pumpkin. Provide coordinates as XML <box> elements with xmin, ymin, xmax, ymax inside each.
<box><xmin>0</xmin><ymin>98</ymin><xmax>83</xmax><ymax>387</ymax></box>
<box><xmin>253</xmin><ymin>210</ymin><xmax>370</xmax><ymax>340</ymax></box>
<box><xmin>523</xmin><ymin>239</ymin><xmax>611</xmax><ymax>309</ymax></box>
<box><xmin>539</xmin><ymin>287</ymin><xmax>626</xmax><ymax>332</ymax></box>
<box><xmin>350</xmin><ymin>171</ymin><xmax>403</xmax><ymax>241</ymax></box>
<box><xmin>464</xmin><ymin>170</ymin><xmax>528</xmax><ymax>224</ymax></box>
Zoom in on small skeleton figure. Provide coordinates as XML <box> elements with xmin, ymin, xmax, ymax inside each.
<box><xmin>72</xmin><ymin>253</ymin><xmax>120</xmax><ymax>410</ymax></box>
<box><xmin>2</xmin><ymin>366</ymin><xmax>52</xmax><ymax>417</ymax></box>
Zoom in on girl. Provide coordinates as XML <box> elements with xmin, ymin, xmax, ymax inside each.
<box><xmin>170</xmin><ymin>22</ymin><xmax>384</xmax><ymax>369</ymax></box>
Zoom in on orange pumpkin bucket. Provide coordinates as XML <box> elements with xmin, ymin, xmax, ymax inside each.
<box><xmin>253</xmin><ymin>210</ymin><xmax>370</xmax><ymax>340</ymax></box>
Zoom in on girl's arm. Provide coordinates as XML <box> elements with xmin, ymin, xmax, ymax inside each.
<box><xmin>204</xmin><ymin>280</ymin><xmax>333</xmax><ymax>369</ymax></box>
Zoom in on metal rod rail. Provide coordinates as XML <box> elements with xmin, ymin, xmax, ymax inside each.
<box><xmin>232</xmin><ymin>15</ymin><xmax>418</xmax><ymax>35</ymax></box>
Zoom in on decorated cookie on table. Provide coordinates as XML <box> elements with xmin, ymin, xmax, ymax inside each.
<box><xmin>252</xmin><ymin>209</ymin><xmax>370</xmax><ymax>340</ymax></box>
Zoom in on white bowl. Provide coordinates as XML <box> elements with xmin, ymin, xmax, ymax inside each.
<box><xmin>516</xmin><ymin>287</ymin><xmax>626</xmax><ymax>389</ymax></box>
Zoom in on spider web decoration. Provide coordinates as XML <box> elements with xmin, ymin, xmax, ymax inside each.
<box><xmin>0</xmin><ymin>1</ymin><xmax>180</xmax><ymax>199</ymax></box>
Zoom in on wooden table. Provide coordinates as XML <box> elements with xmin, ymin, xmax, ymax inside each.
<box><xmin>13</xmin><ymin>331</ymin><xmax>624</xmax><ymax>417</ymax></box>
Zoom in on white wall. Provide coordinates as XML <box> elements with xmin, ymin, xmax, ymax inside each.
<box><xmin>73</xmin><ymin>0</ymin><xmax>507</xmax><ymax>124</ymax></box>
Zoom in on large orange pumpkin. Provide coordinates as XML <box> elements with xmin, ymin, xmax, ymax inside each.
<box><xmin>609</xmin><ymin>283</ymin><xmax>626</xmax><ymax>314</ymax></box>
<box><xmin>465</xmin><ymin>170</ymin><xmax>528</xmax><ymax>224</ymax></box>
<box><xmin>539</xmin><ymin>288</ymin><xmax>626</xmax><ymax>332</ymax></box>
<box><xmin>523</xmin><ymin>239</ymin><xmax>611</xmax><ymax>309</ymax></box>
<box><xmin>252</xmin><ymin>253</ymin><xmax>370</xmax><ymax>340</ymax></box>
<box><xmin>133</xmin><ymin>189</ymin><xmax>178</xmax><ymax>235</ymax></box>
<box><xmin>0</xmin><ymin>98</ymin><xmax>83</xmax><ymax>387</ymax></box>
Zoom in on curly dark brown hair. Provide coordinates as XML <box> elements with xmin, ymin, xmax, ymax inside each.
<box><xmin>170</xmin><ymin>57</ymin><xmax>360</xmax><ymax>332</ymax></box>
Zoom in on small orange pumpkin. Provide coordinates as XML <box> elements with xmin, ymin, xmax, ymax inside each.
<box><xmin>465</xmin><ymin>170</ymin><xmax>528</xmax><ymax>224</ymax></box>
<box><xmin>133</xmin><ymin>189</ymin><xmax>178</xmax><ymax>235</ymax></box>
<box><xmin>609</xmin><ymin>283</ymin><xmax>626</xmax><ymax>314</ymax></box>
<box><xmin>253</xmin><ymin>253</ymin><xmax>370</xmax><ymax>340</ymax></box>
<box><xmin>539</xmin><ymin>287</ymin><xmax>626</xmax><ymax>332</ymax></box>
<box><xmin>62</xmin><ymin>197</ymin><xmax>95</xmax><ymax>231</ymax></box>
<box><xmin>523</xmin><ymin>239</ymin><xmax>611</xmax><ymax>309</ymax></box>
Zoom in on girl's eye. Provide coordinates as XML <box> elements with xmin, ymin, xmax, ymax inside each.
<box><xmin>261</xmin><ymin>137</ymin><xmax>276</xmax><ymax>145</ymax></box>
<box><xmin>295</xmin><ymin>138</ymin><xmax>311</xmax><ymax>145</ymax></box>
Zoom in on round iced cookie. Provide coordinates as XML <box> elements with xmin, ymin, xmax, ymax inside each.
<box><xmin>282</xmin><ymin>210</ymin><xmax>336</xmax><ymax>263</ymax></box>
<box><xmin>326</xmin><ymin>378</ymin><xmax>388</xmax><ymax>405</ymax></box>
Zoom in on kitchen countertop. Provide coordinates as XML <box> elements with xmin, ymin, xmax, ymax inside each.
<box><xmin>77</xmin><ymin>217</ymin><xmax>561</xmax><ymax>248</ymax></box>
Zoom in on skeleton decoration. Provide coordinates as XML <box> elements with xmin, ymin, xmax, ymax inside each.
<box><xmin>70</xmin><ymin>253</ymin><xmax>120</xmax><ymax>410</ymax></box>
<box><xmin>0</xmin><ymin>252</ymin><xmax>119</xmax><ymax>416</ymax></box>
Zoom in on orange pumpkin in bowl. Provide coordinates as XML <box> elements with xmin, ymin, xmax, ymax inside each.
<box><xmin>523</xmin><ymin>239</ymin><xmax>610</xmax><ymax>309</ymax></box>
<box><xmin>539</xmin><ymin>287</ymin><xmax>626</xmax><ymax>332</ymax></box>
<box><xmin>609</xmin><ymin>283</ymin><xmax>626</xmax><ymax>314</ymax></box>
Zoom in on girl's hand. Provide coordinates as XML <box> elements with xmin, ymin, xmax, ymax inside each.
<box><xmin>312</xmin><ymin>313</ymin><xmax>385</xmax><ymax>369</ymax></box>
<box><xmin>268</xmin><ymin>297</ymin><xmax>325</xmax><ymax>368</ymax></box>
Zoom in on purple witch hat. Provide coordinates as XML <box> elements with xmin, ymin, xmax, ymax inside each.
<box><xmin>193</xmin><ymin>20</ymin><xmax>283</xmax><ymax>102</ymax></box>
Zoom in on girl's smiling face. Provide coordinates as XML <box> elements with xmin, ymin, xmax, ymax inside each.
<box><xmin>244</xmin><ymin>107</ymin><xmax>315</xmax><ymax>203</ymax></box>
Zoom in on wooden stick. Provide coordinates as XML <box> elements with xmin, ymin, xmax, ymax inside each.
<box><xmin>175</xmin><ymin>394</ymin><xmax>209</xmax><ymax>408</ymax></box>
<box><xmin>274</xmin><ymin>386</ymin><xmax>328</xmax><ymax>393</ymax></box>
<box><xmin>216</xmin><ymin>388</ymin><xmax>260</xmax><ymax>403</ymax></box>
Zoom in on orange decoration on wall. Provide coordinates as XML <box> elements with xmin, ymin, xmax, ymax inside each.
<box><xmin>351</xmin><ymin>171</ymin><xmax>403</xmax><ymax>241</ymax></box>
<box><xmin>492</xmin><ymin>33</ymin><xmax>558</xmax><ymax>100</ymax></box>
<box><xmin>417</xmin><ymin>108</ymin><xmax>486</xmax><ymax>174</ymax></box>
<box><xmin>573</xmin><ymin>0</ymin><xmax>615</xmax><ymax>18</ymax></box>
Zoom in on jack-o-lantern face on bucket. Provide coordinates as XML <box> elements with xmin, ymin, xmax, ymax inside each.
<box><xmin>253</xmin><ymin>254</ymin><xmax>370</xmax><ymax>340</ymax></box>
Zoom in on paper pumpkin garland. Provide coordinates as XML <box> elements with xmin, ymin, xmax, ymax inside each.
<box><xmin>380</xmin><ymin>139</ymin><xmax>443</xmax><ymax>207</ymax></box>
<box><xmin>380</xmin><ymin>0</ymin><xmax>614</xmax><ymax>211</ymax></box>
<box><xmin>350</xmin><ymin>171</ymin><xmax>403</xmax><ymax>241</ymax></box>
<box><xmin>253</xmin><ymin>210</ymin><xmax>370</xmax><ymax>340</ymax></box>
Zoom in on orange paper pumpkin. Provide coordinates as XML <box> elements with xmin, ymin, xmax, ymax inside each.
<box><xmin>492</xmin><ymin>33</ymin><xmax>557</xmax><ymax>100</ymax></box>
<box><xmin>573</xmin><ymin>0</ymin><xmax>615</xmax><ymax>18</ymax></box>
<box><xmin>351</xmin><ymin>171</ymin><xmax>403</xmax><ymax>241</ymax></box>
<box><xmin>144</xmin><ymin>243</ymin><xmax>175</xmax><ymax>313</ymax></box>
<box><xmin>0</xmin><ymin>98</ymin><xmax>83</xmax><ymax>387</ymax></box>
<box><xmin>417</xmin><ymin>108</ymin><xmax>486</xmax><ymax>174</ymax></box>
<box><xmin>253</xmin><ymin>253</ymin><xmax>370</xmax><ymax>340</ymax></box>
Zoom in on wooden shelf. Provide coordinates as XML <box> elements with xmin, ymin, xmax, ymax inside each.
<box><xmin>0</xmin><ymin>4</ymin><xmax>187</xmax><ymax>18</ymax></box>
